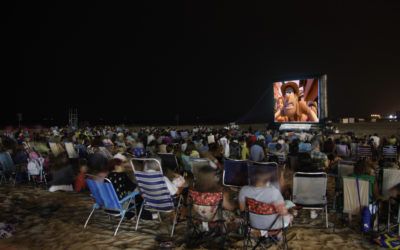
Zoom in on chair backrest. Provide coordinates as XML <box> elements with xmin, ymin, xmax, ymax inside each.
<box><xmin>336</xmin><ymin>144</ymin><xmax>350</xmax><ymax>157</ymax></box>
<box><xmin>382</xmin><ymin>145</ymin><xmax>397</xmax><ymax>160</ymax></box>
<box><xmin>131</xmin><ymin>158</ymin><xmax>175</xmax><ymax>212</ymax></box>
<box><xmin>65</xmin><ymin>142</ymin><xmax>78</xmax><ymax>159</ymax></box>
<box><xmin>246</xmin><ymin>198</ymin><xmax>282</xmax><ymax>231</ymax></box>
<box><xmin>298</xmin><ymin>143</ymin><xmax>312</xmax><ymax>153</ymax></box>
<box><xmin>382</xmin><ymin>168</ymin><xmax>400</xmax><ymax>198</ymax></box>
<box><xmin>338</xmin><ymin>160</ymin><xmax>355</xmax><ymax>178</ymax></box>
<box><xmin>86</xmin><ymin>175</ymin><xmax>122</xmax><ymax>211</ymax></box>
<box><xmin>223</xmin><ymin>159</ymin><xmax>249</xmax><ymax>187</ymax></box>
<box><xmin>343</xmin><ymin>176</ymin><xmax>369</xmax><ymax>214</ymax></box>
<box><xmin>0</xmin><ymin>152</ymin><xmax>15</xmax><ymax>172</ymax></box>
<box><xmin>357</xmin><ymin>145</ymin><xmax>372</xmax><ymax>159</ymax></box>
<box><xmin>49</xmin><ymin>142</ymin><xmax>64</xmax><ymax>156</ymax></box>
<box><xmin>189</xmin><ymin>190</ymin><xmax>223</xmax><ymax>206</ymax></box>
<box><xmin>157</xmin><ymin>153</ymin><xmax>179</xmax><ymax>171</ymax></box>
<box><xmin>293</xmin><ymin>172</ymin><xmax>327</xmax><ymax>206</ymax></box>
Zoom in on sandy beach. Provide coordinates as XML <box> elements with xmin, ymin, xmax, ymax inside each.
<box><xmin>0</xmin><ymin>184</ymin><xmax>382</xmax><ymax>250</ymax></box>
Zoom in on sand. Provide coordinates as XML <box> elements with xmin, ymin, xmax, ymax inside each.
<box><xmin>0</xmin><ymin>185</ymin><xmax>382</xmax><ymax>250</ymax></box>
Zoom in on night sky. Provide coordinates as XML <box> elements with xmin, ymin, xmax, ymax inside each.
<box><xmin>2</xmin><ymin>1</ymin><xmax>400</xmax><ymax>126</ymax></box>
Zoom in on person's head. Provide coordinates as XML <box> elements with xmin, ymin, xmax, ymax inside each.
<box><xmin>185</xmin><ymin>141</ymin><xmax>196</xmax><ymax>155</ymax></box>
<box><xmin>281</xmin><ymin>82</ymin><xmax>300</xmax><ymax>119</ymax></box>
<box><xmin>194</xmin><ymin>165</ymin><xmax>220</xmax><ymax>192</ymax></box>
<box><xmin>107</xmin><ymin>158</ymin><xmax>123</xmax><ymax>172</ymax></box>
<box><xmin>252</xmin><ymin>166</ymin><xmax>273</xmax><ymax>186</ymax></box>
<box><xmin>79</xmin><ymin>159</ymin><xmax>88</xmax><ymax>173</ymax></box>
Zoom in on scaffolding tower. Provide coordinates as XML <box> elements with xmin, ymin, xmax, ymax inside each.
<box><xmin>68</xmin><ymin>108</ymin><xmax>78</xmax><ymax>128</ymax></box>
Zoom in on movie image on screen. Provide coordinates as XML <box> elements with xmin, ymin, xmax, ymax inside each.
<box><xmin>273</xmin><ymin>78</ymin><xmax>319</xmax><ymax>123</ymax></box>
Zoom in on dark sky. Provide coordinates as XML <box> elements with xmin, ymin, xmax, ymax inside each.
<box><xmin>2</xmin><ymin>1</ymin><xmax>400</xmax><ymax>126</ymax></box>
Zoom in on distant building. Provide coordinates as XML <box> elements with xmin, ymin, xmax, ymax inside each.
<box><xmin>397</xmin><ymin>111</ymin><xmax>400</xmax><ymax>121</ymax></box>
<box><xmin>370</xmin><ymin>114</ymin><xmax>381</xmax><ymax>120</ymax></box>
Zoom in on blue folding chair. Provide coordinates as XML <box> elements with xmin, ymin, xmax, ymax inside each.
<box><xmin>84</xmin><ymin>175</ymin><xmax>139</xmax><ymax>236</ymax></box>
<box><xmin>131</xmin><ymin>158</ymin><xmax>183</xmax><ymax>237</ymax></box>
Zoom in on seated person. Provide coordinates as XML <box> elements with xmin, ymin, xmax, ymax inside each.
<box><xmin>48</xmin><ymin>153</ymin><xmax>74</xmax><ymax>192</ymax></box>
<box><xmin>239</xmin><ymin>166</ymin><xmax>292</xmax><ymax>231</ymax></box>
<box><xmin>351</xmin><ymin>160</ymin><xmax>380</xmax><ymax>199</ymax></box>
<box><xmin>107</xmin><ymin>158</ymin><xmax>137</xmax><ymax>200</ymax></box>
<box><xmin>143</xmin><ymin>159</ymin><xmax>185</xmax><ymax>196</ymax></box>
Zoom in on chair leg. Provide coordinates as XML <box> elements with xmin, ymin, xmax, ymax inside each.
<box><xmin>84</xmin><ymin>206</ymin><xmax>96</xmax><ymax>229</ymax></box>
<box><xmin>158</xmin><ymin>212</ymin><xmax>162</xmax><ymax>223</ymax></box>
<box><xmin>135</xmin><ymin>203</ymin><xmax>144</xmax><ymax>231</ymax></box>
<box><xmin>325</xmin><ymin>205</ymin><xmax>329</xmax><ymax>228</ymax></box>
<box><xmin>388</xmin><ymin>201</ymin><xmax>391</xmax><ymax>231</ymax></box>
<box><xmin>114</xmin><ymin>212</ymin><xmax>125</xmax><ymax>236</ymax></box>
<box><xmin>170</xmin><ymin>196</ymin><xmax>182</xmax><ymax>237</ymax></box>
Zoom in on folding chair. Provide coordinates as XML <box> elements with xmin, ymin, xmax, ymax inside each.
<box><xmin>243</xmin><ymin>198</ymin><xmax>289</xmax><ymax>250</ymax></box>
<box><xmin>292</xmin><ymin>172</ymin><xmax>329</xmax><ymax>228</ymax></box>
<box><xmin>333</xmin><ymin>161</ymin><xmax>355</xmax><ymax>211</ymax></box>
<box><xmin>342</xmin><ymin>176</ymin><xmax>378</xmax><ymax>229</ymax></box>
<box><xmin>0</xmin><ymin>152</ymin><xmax>16</xmax><ymax>185</ymax></box>
<box><xmin>84</xmin><ymin>175</ymin><xmax>139</xmax><ymax>236</ymax></box>
<box><xmin>27</xmin><ymin>157</ymin><xmax>47</xmax><ymax>187</ymax></box>
<box><xmin>157</xmin><ymin>153</ymin><xmax>180</xmax><ymax>173</ymax></box>
<box><xmin>357</xmin><ymin>145</ymin><xmax>373</xmax><ymax>160</ymax></box>
<box><xmin>222</xmin><ymin>158</ymin><xmax>249</xmax><ymax>187</ymax></box>
<box><xmin>186</xmin><ymin>190</ymin><xmax>226</xmax><ymax>248</ymax></box>
<box><xmin>336</xmin><ymin>144</ymin><xmax>350</xmax><ymax>159</ymax></box>
<box><xmin>65</xmin><ymin>142</ymin><xmax>78</xmax><ymax>159</ymax></box>
<box><xmin>382</xmin><ymin>145</ymin><xmax>398</xmax><ymax>162</ymax></box>
<box><xmin>382</xmin><ymin>168</ymin><xmax>400</xmax><ymax>233</ymax></box>
<box><xmin>131</xmin><ymin>158</ymin><xmax>183</xmax><ymax>237</ymax></box>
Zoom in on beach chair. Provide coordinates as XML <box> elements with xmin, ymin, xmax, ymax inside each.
<box><xmin>223</xmin><ymin>158</ymin><xmax>249</xmax><ymax>187</ymax></box>
<box><xmin>333</xmin><ymin>161</ymin><xmax>355</xmax><ymax>211</ymax></box>
<box><xmin>292</xmin><ymin>172</ymin><xmax>329</xmax><ymax>228</ymax></box>
<box><xmin>27</xmin><ymin>157</ymin><xmax>47</xmax><ymax>187</ymax></box>
<box><xmin>131</xmin><ymin>158</ymin><xmax>183</xmax><ymax>237</ymax></box>
<box><xmin>298</xmin><ymin>143</ymin><xmax>312</xmax><ymax>153</ymax></box>
<box><xmin>243</xmin><ymin>198</ymin><xmax>289</xmax><ymax>250</ymax></box>
<box><xmin>64</xmin><ymin>142</ymin><xmax>78</xmax><ymax>159</ymax></box>
<box><xmin>357</xmin><ymin>145</ymin><xmax>373</xmax><ymax>160</ymax></box>
<box><xmin>84</xmin><ymin>175</ymin><xmax>139</xmax><ymax>236</ymax></box>
<box><xmin>382</xmin><ymin>145</ymin><xmax>398</xmax><ymax>162</ymax></box>
<box><xmin>382</xmin><ymin>168</ymin><xmax>400</xmax><ymax>233</ymax></box>
<box><xmin>336</xmin><ymin>144</ymin><xmax>350</xmax><ymax>158</ymax></box>
<box><xmin>157</xmin><ymin>153</ymin><xmax>180</xmax><ymax>173</ymax></box>
<box><xmin>181</xmin><ymin>154</ymin><xmax>192</xmax><ymax>172</ymax></box>
<box><xmin>343</xmin><ymin>176</ymin><xmax>379</xmax><ymax>232</ymax></box>
<box><xmin>0</xmin><ymin>152</ymin><xmax>16</xmax><ymax>185</ymax></box>
<box><xmin>186</xmin><ymin>189</ymin><xmax>226</xmax><ymax>248</ymax></box>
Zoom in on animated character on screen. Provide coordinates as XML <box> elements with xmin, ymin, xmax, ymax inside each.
<box><xmin>275</xmin><ymin>82</ymin><xmax>318</xmax><ymax>122</ymax></box>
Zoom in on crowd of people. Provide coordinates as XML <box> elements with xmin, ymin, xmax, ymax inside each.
<box><xmin>1</xmin><ymin>124</ymin><xmax>400</xmax><ymax>246</ymax></box>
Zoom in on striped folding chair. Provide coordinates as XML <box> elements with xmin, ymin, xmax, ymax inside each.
<box><xmin>357</xmin><ymin>145</ymin><xmax>373</xmax><ymax>160</ymax></box>
<box><xmin>382</xmin><ymin>145</ymin><xmax>398</xmax><ymax>161</ymax></box>
<box><xmin>131</xmin><ymin>158</ymin><xmax>183</xmax><ymax>237</ymax></box>
<box><xmin>84</xmin><ymin>175</ymin><xmax>139</xmax><ymax>236</ymax></box>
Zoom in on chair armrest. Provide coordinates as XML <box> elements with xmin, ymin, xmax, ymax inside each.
<box><xmin>119</xmin><ymin>191</ymin><xmax>140</xmax><ymax>204</ymax></box>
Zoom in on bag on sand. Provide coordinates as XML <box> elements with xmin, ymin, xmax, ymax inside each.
<box><xmin>356</xmin><ymin>178</ymin><xmax>372</xmax><ymax>233</ymax></box>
